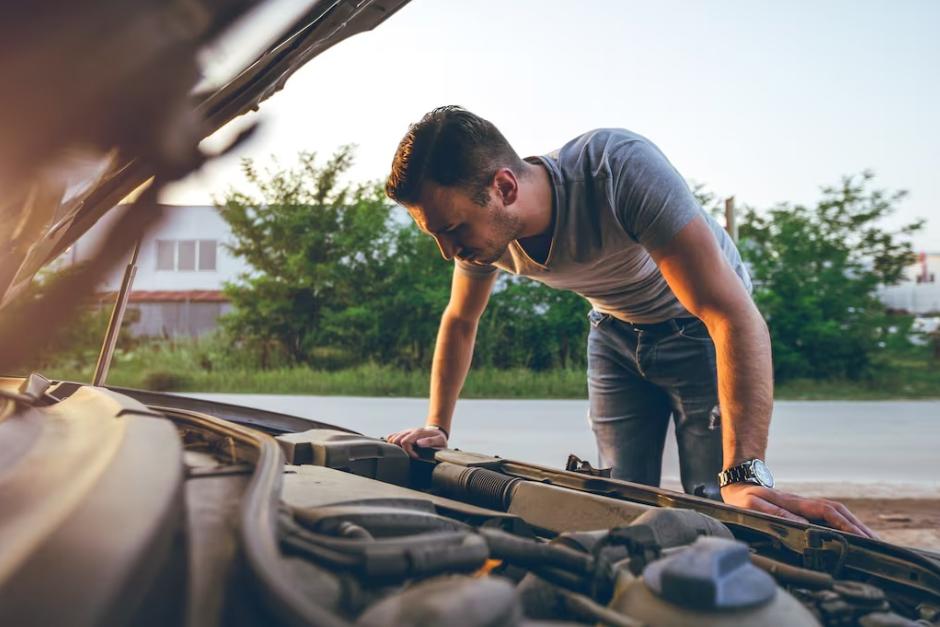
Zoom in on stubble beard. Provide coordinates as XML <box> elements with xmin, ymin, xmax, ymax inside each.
<box><xmin>475</xmin><ymin>202</ymin><xmax>523</xmax><ymax>264</ymax></box>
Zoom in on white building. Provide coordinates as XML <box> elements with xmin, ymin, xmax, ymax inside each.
<box><xmin>878</xmin><ymin>252</ymin><xmax>940</xmax><ymax>314</ymax></box>
<box><xmin>64</xmin><ymin>205</ymin><xmax>251</xmax><ymax>337</ymax></box>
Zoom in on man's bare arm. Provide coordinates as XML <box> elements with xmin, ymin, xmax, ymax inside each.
<box><xmin>651</xmin><ymin>217</ymin><xmax>773</xmax><ymax>468</ymax></box>
<box><xmin>427</xmin><ymin>268</ymin><xmax>496</xmax><ymax>433</ymax></box>
<box><xmin>387</xmin><ymin>267</ymin><xmax>496</xmax><ymax>457</ymax></box>
<box><xmin>651</xmin><ymin>216</ymin><xmax>875</xmax><ymax>537</ymax></box>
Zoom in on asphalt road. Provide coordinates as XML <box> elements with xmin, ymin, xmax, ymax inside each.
<box><xmin>190</xmin><ymin>394</ymin><xmax>940</xmax><ymax>497</ymax></box>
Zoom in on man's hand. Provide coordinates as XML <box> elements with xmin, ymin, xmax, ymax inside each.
<box><xmin>386</xmin><ymin>426</ymin><xmax>448</xmax><ymax>459</ymax></box>
<box><xmin>721</xmin><ymin>484</ymin><xmax>878</xmax><ymax>539</ymax></box>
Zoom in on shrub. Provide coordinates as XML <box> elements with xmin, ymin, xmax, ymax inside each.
<box><xmin>142</xmin><ymin>370</ymin><xmax>191</xmax><ymax>391</ymax></box>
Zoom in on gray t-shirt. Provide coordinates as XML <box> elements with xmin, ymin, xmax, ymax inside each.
<box><xmin>456</xmin><ymin>128</ymin><xmax>751</xmax><ymax>324</ymax></box>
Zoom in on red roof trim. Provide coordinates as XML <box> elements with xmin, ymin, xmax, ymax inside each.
<box><xmin>95</xmin><ymin>290</ymin><xmax>229</xmax><ymax>303</ymax></box>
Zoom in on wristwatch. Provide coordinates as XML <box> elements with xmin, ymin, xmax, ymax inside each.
<box><xmin>717</xmin><ymin>459</ymin><xmax>774</xmax><ymax>488</ymax></box>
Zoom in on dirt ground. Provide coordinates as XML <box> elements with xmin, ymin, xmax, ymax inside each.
<box><xmin>838</xmin><ymin>498</ymin><xmax>940</xmax><ymax>550</ymax></box>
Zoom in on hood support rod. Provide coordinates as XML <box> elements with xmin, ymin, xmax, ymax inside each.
<box><xmin>93</xmin><ymin>237</ymin><xmax>141</xmax><ymax>386</ymax></box>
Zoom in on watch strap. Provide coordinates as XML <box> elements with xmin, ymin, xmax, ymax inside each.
<box><xmin>718</xmin><ymin>460</ymin><xmax>759</xmax><ymax>487</ymax></box>
<box><xmin>425</xmin><ymin>424</ymin><xmax>449</xmax><ymax>439</ymax></box>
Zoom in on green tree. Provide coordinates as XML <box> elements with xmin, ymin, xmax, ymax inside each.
<box><xmin>476</xmin><ymin>277</ymin><xmax>589</xmax><ymax>371</ymax></box>
<box><xmin>218</xmin><ymin>147</ymin><xmax>394</xmax><ymax>366</ymax></box>
<box><xmin>738</xmin><ymin>172</ymin><xmax>922</xmax><ymax>382</ymax></box>
<box><xmin>356</xmin><ymin>220</ymin><xmax>452</xmax><ymax>369</ymax></box>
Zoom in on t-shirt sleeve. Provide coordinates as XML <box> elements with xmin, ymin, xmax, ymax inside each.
<box><xmin>454</xmin><ymin>258</ymin><xmax>499</xmax><ymax>278</ymax></box>
<box><xmin>610</xmin><ymin>139</ymin><xmax>702</xmax><ymax>252</ymax></box>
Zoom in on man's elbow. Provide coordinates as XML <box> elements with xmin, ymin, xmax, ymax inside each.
<box><xmin>698</xmin><ymin>298</ymin><xmax>767</xmax><ymax>340</ymax></box>
<box><xmin>441</xmin><ymin>306</ymin><xmax>481</xmax><ymax>336</ymax></box>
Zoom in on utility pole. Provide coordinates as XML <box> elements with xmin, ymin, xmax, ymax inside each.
<box><xmin>724</xmin><ymin>196</ymin><xmax>738</xmax><ymax>242</ymax></box>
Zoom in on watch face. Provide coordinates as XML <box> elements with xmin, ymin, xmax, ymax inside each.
<box><xmin>752</xmin><ymin>460</ymin><xmax>774</xmax><ymax>487</ymax></box>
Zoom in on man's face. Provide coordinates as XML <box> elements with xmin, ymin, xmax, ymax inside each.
<box><xmin>408</xmin><ymin>181</ymin><xmax>522</xmax><ymax>265</ymax></box>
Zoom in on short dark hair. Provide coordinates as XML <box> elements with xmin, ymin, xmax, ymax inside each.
<box><xmin>385</xmin><ymin>106</ymin><xmax>524</xmax><ymax>207</ymax></box>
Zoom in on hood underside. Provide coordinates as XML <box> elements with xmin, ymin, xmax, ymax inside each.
<box><xmin>0</xmin><ymin>0</ymin><xmax>409</xmax><ymax>308</ymax></box>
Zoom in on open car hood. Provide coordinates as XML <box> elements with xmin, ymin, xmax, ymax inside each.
<box><xmin>0</xmin><ymin>0</ymin><xmax>409</xmax><ymax>308</ymax></box>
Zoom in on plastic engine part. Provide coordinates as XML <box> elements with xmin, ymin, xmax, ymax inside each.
<box><xmin>293</xmin><ymin>504</ymin><xmax>470</xmax><ymax>537</ymax></box>
<box><xmin>629</xmin><ymin>508</ymin><xmax>734</xmax><ymax>546</ymax></box>
<box><xmin>644</xmin><ymin>536</ymin><xmax>776</xmax><ymax>610</ymax></box>
<box><xmin>610</xmin><ymin>536</ymin><xmax>821</xmax><ymax>626</ymax></box>
<box><xmin>276</xmin><ymin>429</ymin><xmax>409</xmax><ymax>485</ymax></box>
<box><xmin>356</xmin><ymin>575</ymin><xmax>522</xmax><ymax>627</ymax></box>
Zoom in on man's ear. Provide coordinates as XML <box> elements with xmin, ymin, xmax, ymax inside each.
<box><xmin>493</xmin><ymin>168</ymin><xmax>519</xmax><ymax>205</ymax></box>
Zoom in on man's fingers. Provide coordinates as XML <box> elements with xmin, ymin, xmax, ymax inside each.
<box><xmin>821</xmin><ymin>500</ymin><xmax>878</xmax><ymax>539</ymax></box>
<box><xmin>811</xmin><ymin>506</ymin><xmax>862</xmax><ymax>537</ymax></box>
<box><xmin>759</xmin><ymin>490</ymin><xmax>874</xmax><ymax>538</ymax></box>
<box><xmin>724</xmin><ymin>486</ymin><xmax>878</xmax><ymax>539</ymax></box>
<box><xmin>416</xmin><ymin>434</ymin><xmax>447</xmax><ymax>448</ymax></box>
<box><xmin>400</xmin><ymin>434</ymin><xmax>418</xmax><ymax>459</ymax></box>
<box><xmin>829</xmin><ymin>501</ymin><xmax>879</xmax><ymax>539</ymax></box>
<box><xmin>388</xmin><ymin>430</ymin><xmax>414</xmax><ymax>444</ymax></box>
<box><xmin>387</xmin><ymin>428</ymin><xmax>449</xmax><ymax>460</ymax></box>
<box><xmin>747</xmin><ymin>495</ymin><xmax>810</xmax><ymax>524</ymax></box>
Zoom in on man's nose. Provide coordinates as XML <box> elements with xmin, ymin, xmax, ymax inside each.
<box><xmin>433</xmin><ymin>233</ymin><xmax>456</xmax><ymax>261</ymax></box>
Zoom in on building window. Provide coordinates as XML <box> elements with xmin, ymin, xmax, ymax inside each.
<box><xmin>198</xmin><ymin>239</ymin><xmax>217</xmax><ymax>270</ymax></box>
<box><xmin>156</xmin><ymin>239</ymin><xmax>218</xmax><ymax>271</ymax></box>
<box><xmin>156</xmin><ymin>240</ymin><xmax>175</xmax><ymax>270</ymax></box>
<box><xmin>178</xmin><ymin>240</ymin><xmax>196</xmax><ymax>270</ymax></box>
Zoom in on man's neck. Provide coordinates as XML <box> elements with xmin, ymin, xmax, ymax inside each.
<box><xmin>513</xmin><ymin>160</ymin><xmax>555</xmax><ymax>265</ymax></box>
<box><xmin>515</xmin><ymin>160</ymin><xmax>554</xmax><ymax>239</ymax></box>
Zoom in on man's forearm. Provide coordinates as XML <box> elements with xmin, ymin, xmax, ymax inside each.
<box><xmin>426</xmin><ymin>309</ymin><xmax>479</xmax><ymax>434</ymax></box>
<box><xmin>706</xmin><ymin>304</ymin><xmax>774</xmax><ymax>468</ymax></box>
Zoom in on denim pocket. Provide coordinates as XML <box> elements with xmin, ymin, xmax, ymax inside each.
<box><xmin>676</xmin><ymin>318</ymin><xmax>713</xmax><ymax>343</ymax></box>
<box><xmin>588</xmin><ymin>309</ymin><xmax>611</xmax><ymax>328</ymax></box>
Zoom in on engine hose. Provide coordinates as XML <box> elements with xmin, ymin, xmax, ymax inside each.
<box><xmin>479</xmin><ymin>528</ymin><xmax>594</xmax><ymax>575</ymax></box>
<box><xmin>281</xmin><ymin>517</ymin><xmax>488</xmax><ymax>579</ymax></box>
<box><xmin>528</xmin><ymin>566</ymin><xmax>592</xmax><ymax>595</ymax></box>
<box><xmin>556</xmin><ymin>588</ymin><xmax>644</xmax><ymax>627</ymax></box>
<box><xmin>751</xmin><ymin>554</ymin><xmax>834</xmax><ymax>590</ymax></box>
<box><xmin>432</xmin><ymin>462</ymin><xmax>521</xmax><ymax>510</ymax></box>
<box><xmin>292</xmin><ymin>506</ymin><xmax>469</xmax><ymax>538</ymax></box>
<box><xmin>286</xmin><ymin>524</ymin><xmax>472</xmax><ymax>556</ymax></box>
<box><xmin>281</xmin><ymin>533</ymin><xmax>361</xmax><ymax>569</ymax></box>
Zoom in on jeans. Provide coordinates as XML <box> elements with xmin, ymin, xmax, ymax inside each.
<box><xmin>586</xmin><ymin>309</ymin><xmax>723</xmax><ymax>500</ymax></box>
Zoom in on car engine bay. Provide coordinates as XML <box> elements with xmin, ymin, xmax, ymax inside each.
<box><xmin>2</xmin><ymin>379</ymin><xmax>936</xmax><ymax>626</ymax></box>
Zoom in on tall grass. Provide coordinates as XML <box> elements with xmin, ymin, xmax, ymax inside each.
<box><xmin>33</xmin><ymin>334</ymin><xmax>589</xmax><ymax>397</ymax></box>
<box><xmin>775</xmin><ymin>344</ymin><xmax>940</xmax><ymax>400</ymax></box>
<box><xmin>46</xmin><ymin>362</ymin><xmax>589</xmax><ymax>398</ymax></box>
<box><xmin>31</xmin><ymin>335</ymin><xmax>939</xmax><ymax>399</ymax></box>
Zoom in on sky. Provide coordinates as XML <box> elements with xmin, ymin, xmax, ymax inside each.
<box><xmin>165</xmin><ymin>0</ymin><xmax>940</xmax><ymax>251</ymax></box>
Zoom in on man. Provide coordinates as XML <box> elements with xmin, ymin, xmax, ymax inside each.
<box><xmin>384</xmin><ymin>105</ymin><xmax>874</xmax><ymax>537</ymax></box>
